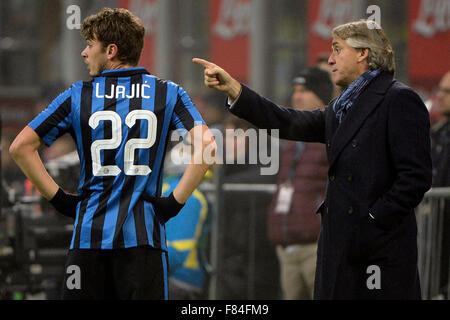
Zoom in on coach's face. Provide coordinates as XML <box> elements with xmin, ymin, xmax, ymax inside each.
<box><xmin>328</xmin><ymin>37</ymin><xmax>368</xmax><ymax>88</ymax></box>
<box><xmin>81</xmin><ymin>38</ymin><xmax>108</xmax><ymax>77</ymax></box>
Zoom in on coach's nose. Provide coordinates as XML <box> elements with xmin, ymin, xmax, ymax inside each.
<box><xmin>328</xmin><ymin>54</ymin><xmax>335</xmax><ymax>66</ymax></box>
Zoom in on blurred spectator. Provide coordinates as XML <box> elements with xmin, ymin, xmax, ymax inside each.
<box><xmin>267</xmin><ymin>67</ymin><xmax>332</xmax><ymax>299</ymax></box>
<box><xmin>431</xmin><ymin>71</ymin><xmax>450</xmax><ymax>297</ymax></box>
<box><xmin>316</xmin><ymin>53</ymin><xmax>332</xmax><ymax>74</ymax></box>
<box><xmin>163</xmin><ymin>145</ymin><xmax>211</xmax><ymax>299</ymax></box>
<box><xmin>432</xmin><ymin>71</ymin><xmax>450</xmax><ymax>187</ymax></box>
<box><xmin>193</xmin><ymin>92</ymin><xmax>227</xmax><ymax>129</ymax></box>
<box><xmin>425</xmin><ymin>94</ymin><xmax>444</xmax><ymax>125</ymax></box>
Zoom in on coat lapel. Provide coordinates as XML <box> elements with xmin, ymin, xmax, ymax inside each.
<box><xmin>328</xmin><ymin>72</ymin><xmax>396</xmax><ymax>170</ymax></box>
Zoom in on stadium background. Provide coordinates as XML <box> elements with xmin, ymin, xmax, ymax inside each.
<box><xmin>0</xmin><ymin>0</ymin><xmax>448</xmax><ymax>300</ymax></box>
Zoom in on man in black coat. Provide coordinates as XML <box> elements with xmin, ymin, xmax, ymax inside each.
<box><xmin>193</xmin><ymin>20</ymin><xmax>432</xmax><ymax>299</ymax></box>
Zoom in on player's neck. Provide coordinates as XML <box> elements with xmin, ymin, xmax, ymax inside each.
<box><xmin>105</xmin><ymin>60</ymin><xmax>136</xmax><ymax>71</ymax></box>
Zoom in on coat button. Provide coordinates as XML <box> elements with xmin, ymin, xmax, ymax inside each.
<box><xmin>327</xmin><ymin>140</ymin><xmax>331</xmax><ymax>148</ymax></box>
<box><xmin>329</xmin><ymin>175</ymin><xmax>335</xmax><ymax>181</ymax></box>
<box><xmin>347</xmin><ymin>175</ymin><xmax>353</xmax><ymax>182</ymax></box>
<box><xmin>352</xmin><ymin>140</ymin><xmax>358</xmax><ymax>148</ymax></box>
<box><xmin>348</xmin><ymin>206</ymin><xmax>354</xmax><ymax>214</ymax></box>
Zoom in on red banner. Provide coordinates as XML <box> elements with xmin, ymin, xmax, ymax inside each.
<box><xmin>209</xmin><ymin>0</ymin><xmax>252</xmax><ymax>82</ymax></box>
<box><xmin>307</xmin><ymin>0</ymin><xmax>353</xmax><ymax>66</ymax></box>
<box><xmin>409</xmin><ymin>0</ymin><xmax>450</xmax><ymax>90</ymax></box>
<box><xmin>118</xmin><ymin>0</ymin><xmax>158</xmax><ymax>73</ymax></box>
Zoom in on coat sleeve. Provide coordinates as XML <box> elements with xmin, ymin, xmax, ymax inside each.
<box><xmin>369</xmin><ymin>87</ymin><xmax>432</xmax><ymax>230</ymax></box>
<box><xmin>229</xmin><ymin>84</ymin><xmax>327</xmax><ymax>143</ymax></box>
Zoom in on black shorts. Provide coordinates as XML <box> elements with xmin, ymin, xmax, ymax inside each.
<box><xmin>61</xmin><ymin>245</ymin><xmax>168</xmax><ymax>300</ymax></box>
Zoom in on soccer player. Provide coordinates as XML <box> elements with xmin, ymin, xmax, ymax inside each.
<box><xmin>9</xmin><ymin>8</ymin><xmax>216</xmax><ymax>300</ymax></box>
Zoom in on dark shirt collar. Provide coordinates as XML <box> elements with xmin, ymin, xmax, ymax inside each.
<box><xmin>100</xmin><ymin>67</ymin><xmax>150</xmax><ymax>78</ymax></box>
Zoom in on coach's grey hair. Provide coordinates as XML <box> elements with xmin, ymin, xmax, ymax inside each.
<box><xmin>332</xmin><ymin>20</ymin><xmax>396</xmax><ymax>75</ymax></box>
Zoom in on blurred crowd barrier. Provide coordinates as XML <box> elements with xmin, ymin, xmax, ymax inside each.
<box><xmin>417</xmin><ymin>187</ymin><xmax>450</xmax><ymax>300</ymax></box>
<box><xmin>0</xmin><ymin>172</ymin><xmax>449</xmax><ymax>300</ymax></box>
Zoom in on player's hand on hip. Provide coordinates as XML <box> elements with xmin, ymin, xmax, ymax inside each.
<box><xmin>192</xmin><ymin>58</ymin><xmax>242</xmax><ymax>100</ymax></box>
<box><xmin>49</xmin><ymin>187</ymin><xmax>81</xmax><ymax>219</ymax></box>
<box><xmin>141</xmin><ymin>192</ymin><xmax>185</xmax><ymax>224</ymax></box>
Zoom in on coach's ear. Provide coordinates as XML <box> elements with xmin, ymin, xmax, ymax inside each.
<box><xmin>357</xmin><ymin>48</ymin><xmax>370</xmax><ymax>64</ymax></box>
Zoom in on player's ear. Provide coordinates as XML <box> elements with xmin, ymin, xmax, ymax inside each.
<box><xmin>106</xmin><ymin>44</ymin><xmax>119</xmax><ymax>60</ymax></box>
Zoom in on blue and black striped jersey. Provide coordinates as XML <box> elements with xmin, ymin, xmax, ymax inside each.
<box><xmin>28</xmin><ymin>67</ymin><xmax>205</xmax><ymax>250</ymax></box>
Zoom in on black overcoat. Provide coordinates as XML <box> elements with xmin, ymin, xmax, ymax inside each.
<box><xmin>229</xmin><ymin>71</ymin><xmax>432</xmax><ymax>299</ymax></box>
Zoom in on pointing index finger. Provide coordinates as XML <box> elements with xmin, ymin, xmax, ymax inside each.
<box><xmin>192</xmin><ymin>58</ymin><xmax>216</xmax><ymax>69</ymax></box>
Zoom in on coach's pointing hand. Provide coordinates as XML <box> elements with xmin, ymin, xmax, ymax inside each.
<box><xmin>192</xmin><ymin>58</ymin><xmax>242</xmax><ymax>101</ymax></box>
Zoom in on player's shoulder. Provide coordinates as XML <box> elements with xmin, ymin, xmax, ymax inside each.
<box><xmin>49</xmin><ymin>81</ymin><xmax>94</xmax><ymax>108</ymax></box>
<box><xmin>145</xmin><ymin>74</ymin><xmax>185</xmax><ymax>93</ymax></box>
<box><xmin>70</xmin><ymin>80</ymin><xmax>92</xmax><ymax>89</ymax></box>
<box><xmin>64</xmin><ymin>80</ymin><xmax>94</xmax><ymax>96</ymax></box>
<box><xmin>49</xmin><ymin>84</ymin><xmax>78</xmax><ymax>105</ymax></box>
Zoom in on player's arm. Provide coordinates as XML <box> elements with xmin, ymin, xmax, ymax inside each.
<box><xmin>142</xmin><ymin>124</ymin><xmax>216</xmax><ymax>223</ymax></box>
<box><xmin>9</xmin><ymin>126</ymin><xmax>59</xmax><ymax>199</ymax></box>
<box><xmin>9</xmin><ymin>126</ymin><xmax>80</xmax><ymax>218</ymax></box>
<box><xmin>142</xmin><ymin>81</ymin><xmax>216</xmax><ymax>223</ymax></box>
<box><xmin>173</xmin><ymin>124</ymin><xmax>216</xmax><ymax>204</ymax></box>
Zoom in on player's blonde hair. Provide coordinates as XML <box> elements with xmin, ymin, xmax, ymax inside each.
<box><xmin>332</xmin><ymin>20</ymin><xmax>396</xmax><ymax>75</ymax></box>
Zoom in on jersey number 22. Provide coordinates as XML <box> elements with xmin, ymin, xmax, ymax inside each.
<box><xmin>89</xmin><ymin>110</ymin><xmax>157</xmax><ymax>177</ymax></box>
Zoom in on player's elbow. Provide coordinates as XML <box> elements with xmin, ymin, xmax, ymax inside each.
<box><xmin>9</xmin><ymin>127</ymin><xmax>42</xmax><ymax>162</ymax></box>
<box><xmin>9</xmin><ymin>138</ymin><xmax>24</xmax><ymax>161</ymax></box>
<box><xmin>9</xmin><ymin>135</ymin><xmax>35</xmax><ymax>162</ymax></box>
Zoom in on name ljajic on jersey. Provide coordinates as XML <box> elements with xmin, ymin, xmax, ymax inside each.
<box><xmin>95</xmin><ymin>82</ymin><xmax>151</xmax><ymax>99</ymax></box>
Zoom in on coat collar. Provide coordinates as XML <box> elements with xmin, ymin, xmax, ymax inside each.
<box><xmin>328</xmin><ymin>71</ymin><xmax>396</xmax><ymax>169</ymax></box>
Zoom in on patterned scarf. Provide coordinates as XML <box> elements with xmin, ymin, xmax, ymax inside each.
<box><xmin>333</xmin><ymin>69</ymin><xmax>382</xmax><ymax>123</ymax></box>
